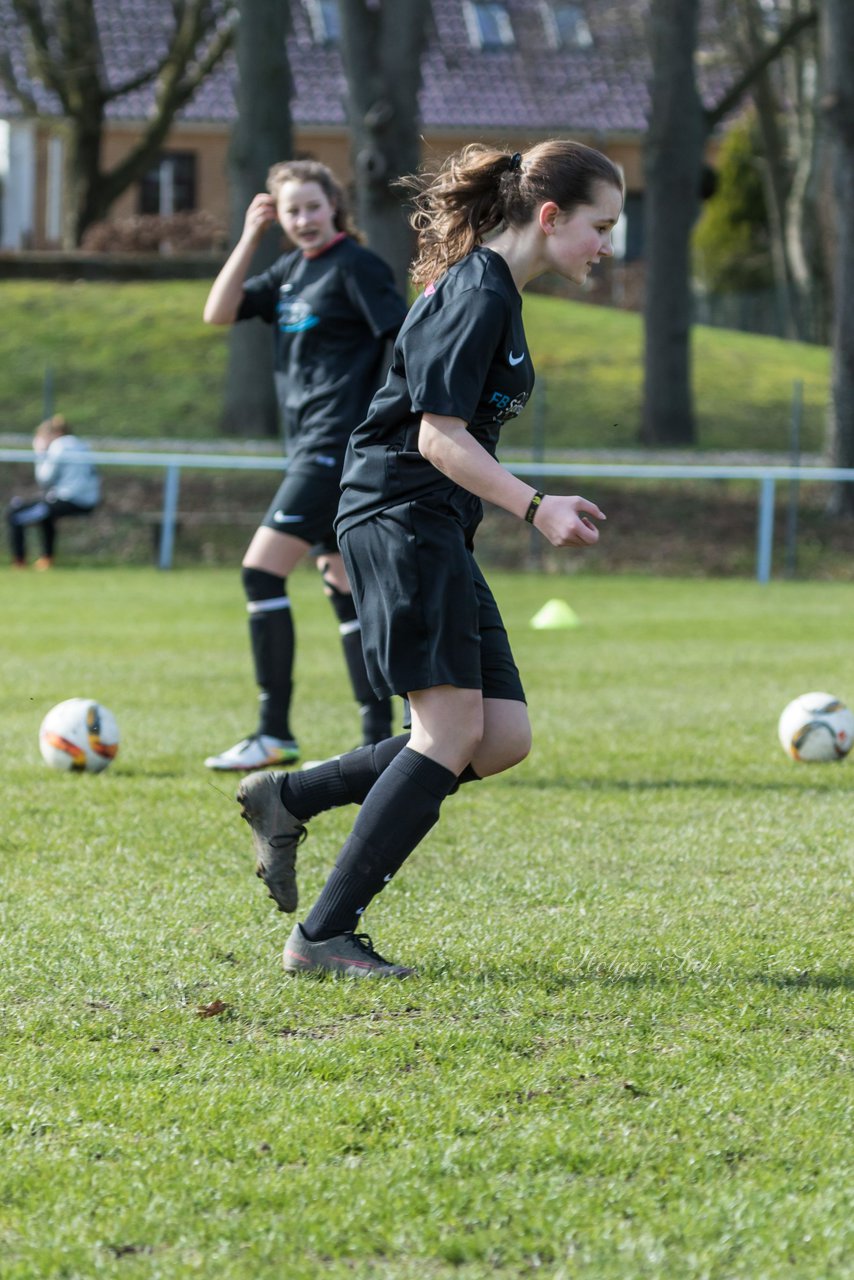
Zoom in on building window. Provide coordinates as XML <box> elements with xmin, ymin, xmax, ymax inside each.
<box><xmin>622</xmin><ymin>192</ymin><xmax>642</xmax><ymax>263</ymax></box>
<box><xmin>139</xmin><ymin>152</ymin><xmax>197</xmax><ymax>216</ymax></box>
<box><xmin>541</xmin><ymin>3</ymin><xmax>593</xmax><ymax>49</ymax></box>
<box><xmin>464</xmin><ymin>2</ymin><xmax>515</xmax><ymax>49</ymax></box>
<box><xmin>305</xmin><ymin>0</ymin><xmax>340</xmax><ymax>44</ymax></box>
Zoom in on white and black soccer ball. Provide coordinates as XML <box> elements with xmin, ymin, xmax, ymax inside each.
<box><xmin>39</xmin><ymin>698</ymin><xmax>120</xmax><ymax>773</ymax></box>
<box><xmin>777</xmin><ymin>691</ymin><xmax>854</xmax><ymax>763</ymax></box>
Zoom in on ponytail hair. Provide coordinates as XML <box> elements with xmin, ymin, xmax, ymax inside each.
<box><xmin>266</xmin><ymin>159</ymin><xmax>361</xmax><ymax>240</ymax></box>
<box><xmin>403</xmin><ymin>140</ymin><xmax>623</xmax><ymax>287</ymax></box>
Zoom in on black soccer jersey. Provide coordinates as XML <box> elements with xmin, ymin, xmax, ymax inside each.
<box><xmin>238</xmin><ymin>236</ymin><xmax>407</xmax><ymax>464</ymax></box>
<box><xmin>336</xmin><ymin>247</ymin><xmax>534</xmax><ymax>541</ymax></box>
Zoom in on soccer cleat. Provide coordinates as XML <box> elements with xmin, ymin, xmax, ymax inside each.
<box><xmin>204</xmin><ymin>733</ymin><xmax>300</xmax><ymax>772</ymax></box>
<box><xmin>33</xmin><ymin>556</ymin><xmax>54</xmax><ymax>571</ymax></box>
<box><xmin>236</xmin><ymin>771</ymin><xmax>306</xmax><ymax>912</ymax></box>
<box><xmin>282</xmin><ymin>924</ymin><xmax>415</xmax><ymax>979</ymax></box>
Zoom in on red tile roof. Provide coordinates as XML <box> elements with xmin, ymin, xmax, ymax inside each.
<box><xmin>0</xmin><ymin>0</ymin><xmax>729</xmax><ymax>136</ymax></box>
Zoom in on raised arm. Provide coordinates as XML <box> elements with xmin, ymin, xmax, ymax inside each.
<box><xmin>418</xmin><ymin>413</ymin><xmax>604</xmax><ymax>548</ymax></box>
<box><xmin>203</xmin><ymin>194</ymin><xmax>278</xmax><ymax>325</ymax></box>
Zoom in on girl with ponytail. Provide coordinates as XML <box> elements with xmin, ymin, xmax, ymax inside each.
<box><xmin>237</xmin><ymin>139</ymin><xmax>624</xmax><ymax>978</ymax></box>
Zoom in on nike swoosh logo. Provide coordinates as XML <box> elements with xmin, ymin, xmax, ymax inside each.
<box><xmin>272</xmin><ymin>511</ymin><xmax>305</xmax><ymax>524</ymax></box>
<box><xmin>508</xmin><ymin>351</ymin><xmax>525</xmax><ymax>366</ymax></box>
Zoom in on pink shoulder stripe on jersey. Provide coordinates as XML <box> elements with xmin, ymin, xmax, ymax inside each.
<box><xmin>303</xmin><ymin>231</ymin><xmax>348</xmax><ymax>260</ymax></box>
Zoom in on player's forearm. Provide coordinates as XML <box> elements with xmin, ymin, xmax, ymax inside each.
<box><xmin>203</xmin><ymin>236</ymin><xmax>258</xmax><ymax>324</ymax></box>
<box><xmin>34</xmin><ymin>455</ymin><xmax>56</xmax><ymax>485</ymax></box>
<box><xmin>418</xmin><ymin>415</ymin><xmax>535</xmax><ymax>521</ymax></box>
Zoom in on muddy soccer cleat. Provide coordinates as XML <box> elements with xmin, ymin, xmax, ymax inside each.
<box><xmin>236</xmin><ymin>771</ymin><xmax>306</xmax><ymax>912</ymax></box>
<box><xmin>205</xmin><ymin>733</ymin><xmax>300</xmax><ymax>772</ymax></box>
<box><xmin>282</xmin><ymin>924</ymin><xmax>415</xmax><ymax>979</ymax></box>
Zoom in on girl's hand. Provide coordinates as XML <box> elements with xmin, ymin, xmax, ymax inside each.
<box><xmin>533</xmin><ymin>494</ymin><xmax>606</xmax><ymax>547</ymax></box>
<box><xmin>242</xmin><ymin>194</ymin><xmax>277</xmax><ymax>243</ymax></box>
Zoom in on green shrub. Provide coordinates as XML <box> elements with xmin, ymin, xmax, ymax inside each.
<box><xmin>694</xmin><ymin>112</ymin><xmax>773</xmax><ymax>293</ymax></box>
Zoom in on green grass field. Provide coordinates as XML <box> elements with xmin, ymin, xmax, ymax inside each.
<box><xmin>0</xmin><ymin>279</ymin><xmax>831</xmax><ymax>453</ymax></box>
<box><xmin>2</xmin><ymin>566</ymin><xmax>852</xmax><ymax>1278</ymax></box>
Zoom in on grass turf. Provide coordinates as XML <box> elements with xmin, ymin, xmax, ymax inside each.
<box><xmin>0</xmin><ymin>279</ymin><xmax>831</xmax><ymax>452</ymax></box>
<box><xmin>1</xmin><ymin>567</ymin><xmax>852</xmax><ymax>1279</ymax></box>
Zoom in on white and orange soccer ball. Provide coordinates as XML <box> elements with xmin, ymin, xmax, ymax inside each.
<box><xmin>39</xmin><ymin>698</ymin><xmax>120</xmax><ymax>773</ymax></box>
<box><xmin>777</xmin><ymin>691</ymin><xmax>854</xmax><ymax>763</ymax></box>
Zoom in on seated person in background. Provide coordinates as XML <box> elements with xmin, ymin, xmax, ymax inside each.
<box><xmin>7</xmin><ymin>414</ymin><xmax>101</xmax><ymax>569</ymax></box>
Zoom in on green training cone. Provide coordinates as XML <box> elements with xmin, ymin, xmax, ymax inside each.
<box><xmin>530</xmin><ymin>599</ymin><xmax>580</xmax><ymax>630</ymax></box>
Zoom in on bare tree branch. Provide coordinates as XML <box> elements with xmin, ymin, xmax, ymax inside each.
<box><xmin>11</xmin><ymin>0</ymin><xmax>78</xmax><ymax>111</ymax></box>
<box><xmin>706</xmin><ymin>5</ymin><xmax>817</xmax><ymax>128</ymax></box>
<box><xmin>104</xmin><ymin>6</ymin><xmax>235</xmax><ymax>104</ymax></box>
<box><xmin>3</xmin><ymin>0</ymin><xmax>237</xmax><ymax>244</ymax></box>
<box><xmin>0</xmin><ymin>48</ymin><xmax>39</xmax><ymax>114</ymax></box>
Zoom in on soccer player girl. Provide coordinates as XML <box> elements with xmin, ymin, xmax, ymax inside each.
<box><xmin>202</xmin><ymin>160</ymin><xmax>408</xmax><ymax>772</ymax></box>
<box><xmin>236</xmin><ymin>139</ymin><xmax>624</xmax><ymax>975</ymax></box>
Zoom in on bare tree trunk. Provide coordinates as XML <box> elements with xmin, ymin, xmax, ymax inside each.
<box><xmin>49</xmin><ymin>0</ymin><xmax>108</xmax><ymax>247</ymax></box>
<box><xmin>741</xmin><ymin>0</ymin><xmax>799</xmax><ymax>339</ymax></box>
<box><xmin>783</xmin><ymin>16</ymin><xmax>825</xmax><ymax>341</ymax></box>
<box><xmin>640</xmin><ymin>1</ymin><xmax>818</xmax><ymax>447</ymax></box>
<box><xmin>641</xmin><ymin>0</ymin><xmax>704</xmax><ymax>446</ymax></box>
<box><xmin>221</xmin><ymin>0</ymin><xmax>293</xmax><ymax>439</ymax></box>
<box><xmin>64</xmin><ymin>106</ymin><xmax>105</xmax><ymax>248</ymax></box>
<box><xmin>821</xmin><ymin>0</ymin><xmax>854</xmax><ymax>515</ymax></box>
<box><xmin>753</xmin><ymin>76</ymin><xmax>798</xmax><ymax>338</ymax></box>
<box><xmin>3</xmin><ymin>0</ymin><xmax>235</xmax><ymax>248</ymax></box>
<box><xmin>337</xmin><ymin>0</ymin><xmax>431</xmax><ymax>293</ymax></box>
<box><xmin>733</xmin><ymin>0</ymin><xmax>824</xmax><ymax>343</ymax></box>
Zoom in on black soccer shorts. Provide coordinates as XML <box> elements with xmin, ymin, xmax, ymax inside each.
<box><xmin>259</xmin><ymin>462</ymin><xmax>343</xmax><ymax>555</ymax></box>
<box><xmin>340</xmin><ymin>502</ymin><xmax>525</xmax><ymax>703</ymax></box>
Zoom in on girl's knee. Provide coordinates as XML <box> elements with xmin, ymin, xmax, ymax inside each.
<box><xmin>501</xmin><ymin>723</ymin><xmax>532</xmax><ymax>769</ymax></box>
<box><xmin>317</xmin><ymin>555</ymin><xmax>351</xmax><ymax>596</ymax></box>
<box><xmin>472</xmin><ymin>723</ymin><xmax>531</xmax><ymax>777</ymax></box>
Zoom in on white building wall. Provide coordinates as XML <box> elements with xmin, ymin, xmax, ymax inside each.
<box><xmin>45</xmin><ymin>133</ymin><xmax>64</xmax><ymax>243</ymax></box>
<box><xmin>0</xmin><ymin>119</ymin><xmax>37</xmax><ymax>249</ymax></box>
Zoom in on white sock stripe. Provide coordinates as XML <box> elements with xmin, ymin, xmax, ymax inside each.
<box><xmin>246</xmin><ymin>596</ymin><xmax>291</xmax><ymax>614</ymax></box>
<box><xmin>338</xmin><ymin>619</ymin><xmax>361</xmax><ymax>636</ymax></box>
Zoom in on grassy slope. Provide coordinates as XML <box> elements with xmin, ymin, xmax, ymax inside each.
<box><xmin>521</xmin><ymin>294</ymin><xmax>830</xmax><ymax>454</ymax></box>
<box><xmin>0</xmin><ymin>280</ymin><xmax>225</xmax><ymax>441</ymax></box>
<box><xmin>0</xmin><ymin>279</ymin><xmax>831</xmax><ymax>452</ymax></box>
<box><xmin>1</xmin><ymin>567</ymin><xmax>852</xmax><ymax>1279</ymax></box>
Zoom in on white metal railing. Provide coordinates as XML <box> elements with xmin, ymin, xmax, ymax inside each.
<box><xmin>2</xmin><ymin>447</ymin><xmax>853</xmax><ymax>581</ymax></box>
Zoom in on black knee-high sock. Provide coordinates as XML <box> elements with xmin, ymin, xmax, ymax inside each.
<box><xmin>282</xmin><ymin>733</ymin><xmax>410</xmax><ymax>818</ymax></box>
<box><xmin>301</xmin><ymin>748</ymin><xmax>458</xmax><ymax>941</ymax></box>
<box><xmin>324</xmin><ymin>582</ymin><xmax>392</xmax><ymax>744</ymax></box>
<box><xmin>281</xmin><ymin>738</ymin><xmax>482</xmax><ymax>821</ymax></box>
<box><xmin>243</xmin><ymin>566</ymin><xmax>295</xmax><ymax>741</ymax></box>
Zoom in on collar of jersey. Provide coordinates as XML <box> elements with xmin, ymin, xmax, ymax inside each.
<box><xmin>302</xmin><ymin>231</ymin><xmax>348</xmax><ymax>260</ymax></box>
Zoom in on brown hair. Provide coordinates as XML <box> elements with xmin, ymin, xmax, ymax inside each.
<box><xmin>403</xmin><ymin>140</ymin><xmax>623</xmax><ymax>287</ymax></box>
<box><xmin>266</xmin><ymin>159</ymin><xmax>360</xmax><ymax>239</ymax></box>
